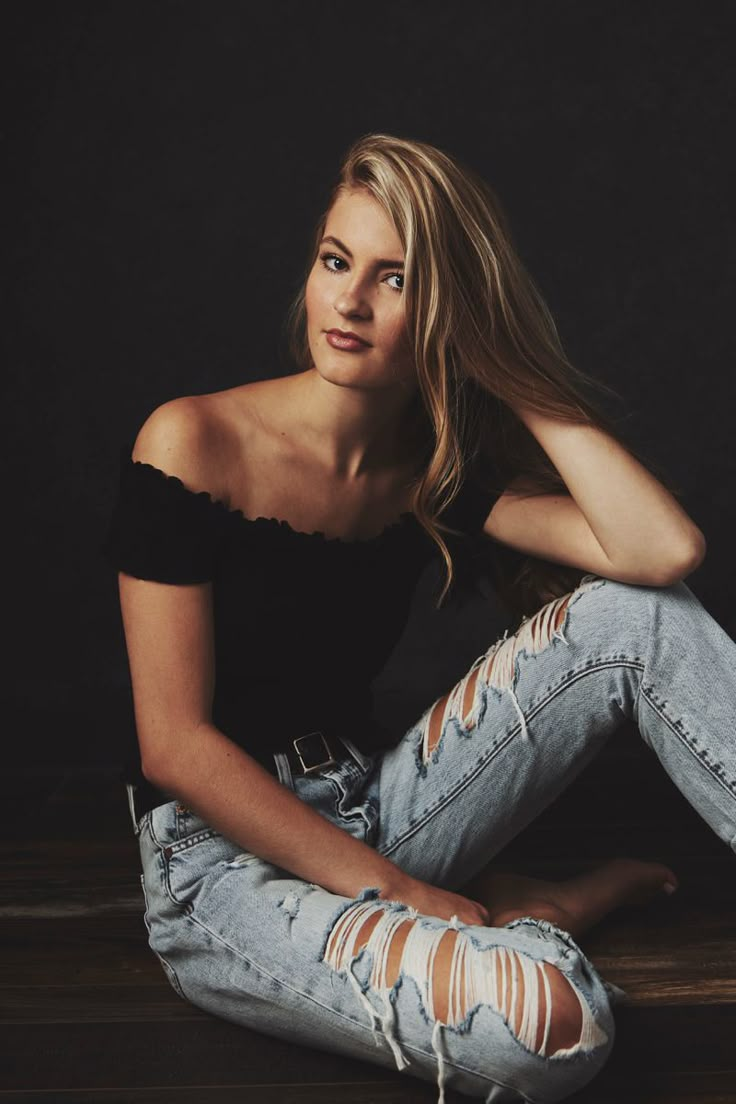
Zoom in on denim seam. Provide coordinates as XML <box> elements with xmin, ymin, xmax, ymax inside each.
<box><xmin>147</xmin><ymin>811</ymin><xmax>165</xmax><ymax>850</ymax></box>
<box><xmin>160</xmin><ymin>853</ymin><xmax>182</xmax><ymax>909</ymax></box>
<box><xmin>165</xmin><ymin>829</ymin><xmax>221</xmax><ymax>857</ymax></box>
<box><xmin>147</xmin><ymin>803</ymin><xmax>222</xmax><ymax>849</ymax></box>
<box><xmin>380</xmin><ymin>658</ymin><xmax>645</xmax><ymax>857</ymax></box>
<box><xmin>139</xmin><ymin>872</ymin><xmax>187</xmax><ymax>999</ymax></box>
<box><xmin>183</xmin><ymin>910</ymin><xmax>546</xmax><ymax>1101</ymax></box>
<box><xmin>638</xmin><ymin>686</ymin><xmax>736</xmax><ymax>801</ymax></box>
<box><xmin>635</xmin><ymin>582</ymin><xmax>659</xmax><ymax>718</ymax></box>
<box><xmin>154</xmin><ymin>949</ymin><xmax>187</xmax><ymax>999</ymax></box>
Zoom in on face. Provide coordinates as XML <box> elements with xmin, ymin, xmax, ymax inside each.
<box><xmin>304</xmin><ymin>187</ymin><xmax>416</xmax><ymax>391</ymax></box>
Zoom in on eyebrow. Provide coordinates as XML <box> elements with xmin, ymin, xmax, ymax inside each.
<box><xmin>320</xmin><ymin>235</ymin><xmax>404</xmax><ymax>269</ymax></box>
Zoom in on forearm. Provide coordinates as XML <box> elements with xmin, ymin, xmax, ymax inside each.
<box><xmin>144</xmin><ymin>721</ymin><xmax>408</xmax><ymax>900</ymax></box>
<box><xmin>512</xmin><ymin>403</ymin><xmax>706</xmax><ymax>574</ymax></box>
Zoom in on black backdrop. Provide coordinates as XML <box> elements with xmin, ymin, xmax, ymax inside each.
<box><xmin>5</xmin><ymin>1</ymin><xmax>734</xmax><ymax>769</ymax></box>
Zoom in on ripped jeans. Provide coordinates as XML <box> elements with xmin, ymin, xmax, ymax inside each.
<box><xmin>132</xmin><ymin>574</ymin><xmax>736</xmax><ymax>1103</ymax></box>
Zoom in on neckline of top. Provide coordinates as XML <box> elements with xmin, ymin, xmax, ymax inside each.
<box><xmin>128</xmin><ymin>456</ymin><xmax>418</xmax><ymax>547</ymax></box>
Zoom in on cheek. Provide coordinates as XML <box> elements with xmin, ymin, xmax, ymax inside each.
<box><xmin>387</xmin><ymin>316</ymin><xmax>412</xmax><ymax>358</ymax></box>
<box><xmin>304</xmin><ymin>272</ymin><xmax>325</xmax><ymax>319</ymax></box>
<box><xmin>304</xmin><ymin>278</ymin><xmax>316</xmax><ymax>319</ymax></box>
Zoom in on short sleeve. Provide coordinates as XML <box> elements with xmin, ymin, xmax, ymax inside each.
<box><xmin>438</xmin><ymin>457</ymin><xmax>503</xmax><ymax>536</ymax></box>
<box><xmin>100</xmin><ymin>446</ymin><xmax>230</xmax><ymax>583</ymax></box>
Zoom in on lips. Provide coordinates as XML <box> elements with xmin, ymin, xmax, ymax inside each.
<box><xmin>326</xmin><ymin>329</ymin><xmax>370</xmax><ymax>345</ymax></box>
<box><xmin>325</xmin><ymin>329</ymin><xmax>372</xmax><ymax>352</ymax></box>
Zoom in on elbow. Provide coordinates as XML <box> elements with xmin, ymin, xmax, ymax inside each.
<box><xmin>141</xmin><ymin>748</ymin><xmax>174</xmax><ymax>790</ymax></box>
<box><xmin>141</xmin><ymin>753</ymin><xmax>165</xmax><ymax>787</ymax></box>
<box><xmin>139</xmin><ymin>734</ymin><xmax>183</xmax><ymax>790</ymax></box>
<box><xmin>139</xmin><ymin>718</ymin><xmax>210</xmax><ymax>789</ymax></box>
<box><xmin>649</xmin><ymin>530</ymin><xmax>707</xmax><ymax>586</ymax></box>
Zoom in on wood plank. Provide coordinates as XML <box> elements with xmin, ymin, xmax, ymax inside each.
<box><xmin>0</xmin><ymin>1086</ymin><xmax>440</xmax><ymax>1104</ymax></box>
<box><xmin>0</xmin><ymin>1019</ymin><xmax>423</xmax><ymax>1093</ymax></box>
<box><xmin>0</xmin><ymin>985</ymin><xmax>204</xmax><ymax>1024</ymax></box>
<box><xmin>0</xmin><ymin>1090</ymin><xmax>734</xmax><ymax>1104</ymax></box>
<box><xmin>2</xmin><ymin>1007</ymin><xmax>736</xmax><ymax>1094</ymax></box>
<box><xmin>0</xmin><ymin>1081</ymin><xmax>734</xmax><ymax>1104</ymax></box>
<box><xmin>0</xmin><ymin>917</ymin><xmax>158</xmax><ymax>986</ymax></box>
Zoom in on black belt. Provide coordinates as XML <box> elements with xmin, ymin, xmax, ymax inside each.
<box><xmin>280</xmin><ymin>729</ymin><xmax>339</xmax><ymax>776</ymax></box>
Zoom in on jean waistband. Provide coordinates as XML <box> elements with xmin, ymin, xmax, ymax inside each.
<box><xmin>126</xmin><ymin>734</ymin><xmax>374</xmax><ymax>834</ymax></box>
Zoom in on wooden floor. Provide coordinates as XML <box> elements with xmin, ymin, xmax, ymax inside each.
<box><xmin>2</xmin><ymin>724</ymin><xmax>735</xmax><ymax>1102</ymax></box>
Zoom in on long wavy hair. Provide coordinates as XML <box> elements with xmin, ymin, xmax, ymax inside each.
<box><xmin>282</xmin><ymin>132</ymin><xmax>681</xmax><ymax>616</ymax></box>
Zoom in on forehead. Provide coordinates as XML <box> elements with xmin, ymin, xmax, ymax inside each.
<box><xmin>325</xmin><ymin>188</ymin><xmax>404</xmax><ymax>257</ymax></box>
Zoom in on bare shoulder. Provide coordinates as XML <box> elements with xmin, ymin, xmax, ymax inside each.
<box><xmin>131</xmin><ymin>388</ymin><xmax>254</xmax><ymax>499</ymax></box>
<box><xmin>132</xmin><ymin>394</ymin><xmax>213</xmax><ymax>476</ymax></box>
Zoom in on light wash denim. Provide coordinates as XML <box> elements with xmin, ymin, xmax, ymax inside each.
<box><xmin>131</xmin><ymin>574</ymin><xmax>736</xmax><ymax>1103</ymax></box>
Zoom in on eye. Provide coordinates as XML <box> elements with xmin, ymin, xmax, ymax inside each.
<box><xmin>318</xmin><ymin>252</ymin><xmax>404</xmax><ymax>293</ymax></box>
<box><xmin>319</xmin><ymin>252</ymin><xmax>347</xmax><ymax>274</ymax></box>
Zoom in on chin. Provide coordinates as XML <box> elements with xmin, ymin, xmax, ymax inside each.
<box><xmin>310</xmin><ymin>345</ymin><xmax>377</xmax><ymax>376</ymax></box>
<box><xmin>313</xmin><ymin>361</ymin><xmax>382</xmax><ymax>390</ymax></box>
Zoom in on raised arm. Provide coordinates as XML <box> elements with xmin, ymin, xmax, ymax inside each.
<box><xmin>481</xmin><ymin>405</ymin><xmax>706</xmax><ymax>586</ymax></box>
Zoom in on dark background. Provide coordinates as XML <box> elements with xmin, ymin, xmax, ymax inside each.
<box><xmin>4</xmin><ymin>1</ymin><xmax>734</xmax><ymax>771</ymax></box>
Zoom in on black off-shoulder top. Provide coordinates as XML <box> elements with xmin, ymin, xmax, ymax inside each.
<box><xmin>101</xmin><ymin>446</ymin><xmax>502</xmax><ymax>788</ymax></box>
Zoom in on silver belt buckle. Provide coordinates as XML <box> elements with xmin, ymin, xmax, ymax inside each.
<box><xmin>293</xmin><ymin>731</ymin><xmax>336</xmax><ymax>774</ymax></box>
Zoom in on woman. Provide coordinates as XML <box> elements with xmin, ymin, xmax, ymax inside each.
<box><xmin>102</xmin><ymin>133</ymin><xmax>733</xmax><ymax>1103</ymax></box>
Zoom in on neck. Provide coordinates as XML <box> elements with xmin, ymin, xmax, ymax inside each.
<box><xmin>286</xmin><ymin>368</ymin><xmax>428</xmax><ymax>480</ymax></box>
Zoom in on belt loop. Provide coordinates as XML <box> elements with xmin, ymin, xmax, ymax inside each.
<box><xmin>273</xmin><ymin>750</ymin><xmax>295</xmax><ymax>790</ymax></box>
<box><xmin>126</xmin><ymin>783</ymin><xmax>144</xmax><ymax>837</ymax></box>
<box><xmin>339</xmin><ymin>736</ymin><xmax>372</xmax><ymax>772</ymax></box>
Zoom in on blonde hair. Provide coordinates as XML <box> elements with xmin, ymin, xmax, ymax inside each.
<box><xmin>283</xmin><ymin>132</ymin><xmax>680</xmax><ymax>614</ymax></box>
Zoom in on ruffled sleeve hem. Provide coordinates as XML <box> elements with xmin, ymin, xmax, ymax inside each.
<box><xmin>100</xmin><ymin>446</ymin><xmax>230</xmax><ymax>583</ymax></box>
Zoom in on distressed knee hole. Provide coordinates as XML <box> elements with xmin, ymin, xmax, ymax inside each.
<box><xmin>322</xmin><ymin>900</ymin><xmax>608</xmax><ymax>1060</ymax></box>
<box><xmin>422</xmin><ymin>579</ymin><xmax>600</xmax><ymax>763</ymax></box>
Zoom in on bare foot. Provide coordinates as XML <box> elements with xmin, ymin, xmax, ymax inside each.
<box><xmin>465</xmin><ymin>858</ymin><xmax>679</xmax><ymax>939</ymax></box>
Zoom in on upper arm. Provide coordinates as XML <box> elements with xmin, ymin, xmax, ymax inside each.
<box><xmin>118</xmin><ymin>573</ymin><xmax>215</xmax><ymax>780</ymax></box>
<box><xmin>118</xmin><ymin>395</ymin><xmax>223</xmax><ymax>778</ymax></box>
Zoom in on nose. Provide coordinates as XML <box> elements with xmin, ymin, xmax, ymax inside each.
<box><xmin>334</xmin><ymin>277</ymin><xmax>371</xmax><ymax>320</ymax></box>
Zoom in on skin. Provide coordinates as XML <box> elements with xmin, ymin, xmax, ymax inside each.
<box><xmin>214</xmin><ymin>185</ymin><xmax>680</xmax><ymax>921</ymax></box>
<box><xmin>188</xmin><ymin>185</ymin><xmax>426</xmax><ymax>541</ymax></box>
<box><xmin>125</xmin><ymin>185</ymin><xmax>682</xmax><ymax>1052</ymax></box>
<box><xmin>300</xmin><ymin>184</ymin><xmax>420</xmax><ymax>477</ymax></box>
<box><xmin>296</xmin><ymin>186</ymin><xmax>680</xmax><ymax>933</ymax></box>
<box><xmin>227</xmin><ymin>186</ymin><xmax>680</xmax><ymax>924</ymax></box>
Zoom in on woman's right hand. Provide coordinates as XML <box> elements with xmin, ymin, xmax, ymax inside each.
<box><xmin>379</xmin><ymin>873</ymin><xmax>490</xmax><ymax>927</ymax></box>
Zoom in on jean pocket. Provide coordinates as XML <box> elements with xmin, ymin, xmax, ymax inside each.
<box><xmin>161</xmin><ymin>827</ymin><xmax>227</xmax><ymax>908</ymax></box>
<box><xmin>150</xmin><ymin>800</ymin><xmax>219</xmax><ymax>851</ymax></box>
